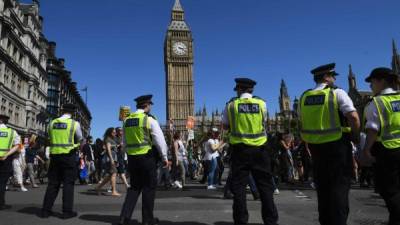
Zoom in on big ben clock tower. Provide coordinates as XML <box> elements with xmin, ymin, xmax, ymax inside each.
<box><xmin>164</xmin><ymin>0</ymin><xmax>194</xmax><ymax>132</ymax></box>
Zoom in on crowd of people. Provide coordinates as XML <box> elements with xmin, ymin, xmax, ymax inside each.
<box><xmin>1</xmin><ymin>128</ymin><xmax>377</xmax><ymax>195</ymax></box>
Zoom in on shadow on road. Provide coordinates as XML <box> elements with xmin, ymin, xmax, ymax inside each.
<box><xmin>80</xmin><ymin>214</ymin><xmax>210</xmax><ymax>225</ymax></box>
<box><xmin>17</xmin><ymin>206</ymin><xmax>64</xmax><ymax>219</ymax></box>
<box><xmin>215</xmin><ymin>222</ymin><xmax>260</xmax><ymax>225</ymax></box>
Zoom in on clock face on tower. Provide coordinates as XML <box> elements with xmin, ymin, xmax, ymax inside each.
<box><xmin>172</xmin><ymin>41</ymin><xmax>188</xmax><ymax>56</ymax></box>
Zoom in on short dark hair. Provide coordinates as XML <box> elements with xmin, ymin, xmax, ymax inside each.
<box><xmin>237</xmin><ymin>87</ymin><xmax>254</xmax><ymax>94</ymax></box>
<box><xmin>373</xmin><ymin>76</ymin><xmax>398</xmax><ymax>88</ymax></box>
<box><xmin>136</xmin><ymin>102</ymin><xmax>150</xmax><ymax>110</ymax></box>
<box><xmin>173</xmin><ymin>131</ymin><xmax>181</xmax><ymax>140</ymax></box>
<box><xmin>313</xmin><ymin>74</ymin><xmax>325</xmax><ymax>83</ymax></box>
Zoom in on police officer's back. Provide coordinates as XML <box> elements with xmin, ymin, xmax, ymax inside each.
<box><xmin>222</xmin><ymin>78</ymin><xmax>278</xmax><ymax>225</ymax></box>
<box><xmin>362</xmin><ymin>67</ymin><xmax>400</xmax><ymax>225</ymax></box>
<box><xmin>0</xmin><ymin>114</ymin><xmax>21</xmax><ymax>210</ymax></box>
<box><xmin>119</xmin><ymin>95</ymin><xmax>168</xmax><ymax>225</ymax></box>
<box><xmin>299</xmin><ymin>63</ymin><xmax>360</xmax><ymax>225</ymax></box>
<box><xmin>41</xmin><ymin>103</ymin><xmax>83</xmax><ymax>219</ymax></box>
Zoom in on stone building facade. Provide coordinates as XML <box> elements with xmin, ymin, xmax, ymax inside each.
<box><xmin>194</xmin><ymin>106</ymin><xmax>222</xmax><ymax>134</ymax></box>
<box><xmin>0</xmin><ymin>0</ymin><xmax>48</xmax><ymax>139</ymax></box>
<box><xmin>164</xmin><ymin>0</ymin><xmax>195</xmax><ymax>132</ymax></box>
<box><xmin>46</xmin><ymin>42</ymin><xmax>91</xmax><ymax>138</ymax></box>
<box><xmin>267</xmin><ymin>79</ymin><xmax>298</xmax><ymax>134</ymax></box>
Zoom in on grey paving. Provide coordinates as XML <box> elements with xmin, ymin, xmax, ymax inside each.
<box><xmin>0</xmin><ymin>183</ymin><xmax>389</xmax><ymax>225</ymax></box>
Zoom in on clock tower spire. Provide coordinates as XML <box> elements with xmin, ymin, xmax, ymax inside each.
<box><xmin>164</xmin><ymin>0</ymin><xmax>194</xmax><ymax>132</ymax></box>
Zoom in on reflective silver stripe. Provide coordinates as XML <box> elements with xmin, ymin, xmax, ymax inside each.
<box><xmin>7</xmin><ymin>130</ymin><xmax>14</xmax><ymax>149</ymax></box>
<box><xmin>231</xmin><ymin>132</ymin><xmax>266</xmax><ymax>139</ymax></box>
<box><xmin>328</xmin><ymin>89</ymin><xmax>337</xmax><ymax>129</ymax></box>
<box><xmin>126</xmin><ymin>143</ymin><xmax>151</xmax><ymax>148</ymax></box>
<box><xmin>301</xmin><ymin>127</ymin><xmax>342</xmax><ymax>134</ymax></box>
<box><xmin>375</xmin><ymin>97</ymin><xmax>390</xmax><ymax>138</ymax></box>
<box><xmin>51</xmin><ymin>144</ymin><xmax>74</xmax><ymax>147</ymax></box>
<box><xmin>143</xmin><ymin>115</ymin><xmax>150</xmax><ymax>143</ymax></box>
<box><xmin>0</xmin><ymin>149</ymin><xmax>8</xmax><ymax>152</ymax></box>
<box><xmin>229</xmin><ymin>102</ymin><xmax>236</xmax><ymax>134</ymax></box>
<box><xmin>68</xmin><ymin>121</ymin><xmax>76</xmax><ymax>145</ymax></box>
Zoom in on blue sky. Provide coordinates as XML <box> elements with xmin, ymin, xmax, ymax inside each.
<box><xmin>30</xmin><ymin>0</ymin><xmax>400</xmax><ymax>139</ymax></box>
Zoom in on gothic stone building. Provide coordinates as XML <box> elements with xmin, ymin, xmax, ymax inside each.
<box><xmin>0</xmin><ymin>0</ymin><xmax>49</xmax><ymax>139</ymax></box>
<box><xmin>164</xmin><ymin>0</ymin><xmax>195</xmax><ymax>132</ymax></box>
<box><xmin>194</xmin><ymin>106</ymin><xmax>222</xmax><ymax>134</ymax></box>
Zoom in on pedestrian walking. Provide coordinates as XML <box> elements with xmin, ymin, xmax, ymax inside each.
<box><xmin>83</xmin><ymin>136</ymin><xmax>96</xmax><ymax>184</ymax></box>
<box><xmin>115</xmin><ymin>127</ymin><xmax>130</xmax><ymax>189</ymax></box>
<box><xmin>12</xmin><ymin>145</ymin><xmax>27</xmax><ymax>192</ymax></box>
<box><xmin>223</xmin><ymin>78</ymin><xmax>278</xmax><ymax>225</ymax></box>
<box><xmin>0</xmin><ymin>114</ymin><xmax>21</xmax><ymax>210</ymax></box>
<box><xmin>118</xmin><ymin>95</ymin><xmax>168</xmax><ymax>225</ymax></box>
<box><xmin>299</xmin><ymin>63</ymin><xmax>360</xmax><ymax>225</ymax></box>
<box><xmin>362</xmin><ymin>67</ymin><xmax>400</xmax><ymax>225</ymax></box>
<box><xmin>95</xmin><ymin>128</ymin><xmax>121</xmax><ymax>196</ymax></box>
<box><xmin>25</xmin><ymin>134</ymin><xmax>43</xmax><ymax>188</ymax></box>
<box><xmin>172</xmin><ymin>131</ymin><xmax>186</xmax><ymax>189</ymax></box>
<box><xmin>41</xmin><ymin>103</ymin><xmax>83</xmax><ymax>219</ymax></box>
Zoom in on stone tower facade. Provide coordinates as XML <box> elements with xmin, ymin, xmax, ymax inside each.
<box><xmin>164</xmin><ymin>0</ymin><xmax>194</xmax><ymax>132</ymax></box>
<box><xmin>279</xmin><ymin>79</ymin><xmax>291</xmax><ymax>114</ymax></box>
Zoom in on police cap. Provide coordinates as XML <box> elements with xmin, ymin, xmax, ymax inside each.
<box><xmin>0</xmin><ymin>114</ymin><xmax>10</xmax><ymax>122</ymax></box>
<box><xmin>311</xmin><ymin>63</ymin><xmax>339</xmax><ymax>76</ymax></box>
<box><xmin>365</xmin><ymin>67</ymin><xmax>398</xmax><ymax>82</ymax></box>
<box><xmin>234</xmin><ymin>78</ymin><xmax>257</xmax><ymax>91</ymax></box>
<box><xmin>62</xmin><ymin>103</ymin><xmax>76</xmax><ymax>112</ymax></box>
<box><xmin>134</xmin><ymin>95</ymin><xmax>154</xmax><ymax>106</ymax></box>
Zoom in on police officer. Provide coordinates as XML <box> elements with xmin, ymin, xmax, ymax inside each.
<box><xmin>362</xmin><ymin>67</ymin><xmax>400</xmax><ymax>225</ymax></box>
<box><xmin>299</xmin><ymin>63</ymin><xmax>360</xmax><ymax>225</ymax></box>
<box><xmin>222</xmin><ymin>78</ymin><xmax>278</xmax><ymax>225</ymax></box>
<box><xmin>41</xmin><ymin>103</ymin><xmax>83</xmax><ymax>219</ymax></box>
<box><xmin>0</xmin><ymin>114</ymin><xmax>21</xmax><ymax>210</ymax></box>
<box><xmin>119</xmin><ymin>95</ymin><xmax>168</xmax><ymax>225</ymax></box>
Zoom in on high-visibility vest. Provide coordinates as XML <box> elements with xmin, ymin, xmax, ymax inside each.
<box><xmin>0</xmin><ymin>127</ymin><xmax>15</xmax><ymax>157</ymax></box>
<box><xmin>227</xmin><ymin>97</ymin><xmax>268</xmax><ymax>146</ymax></box>
<box><xmin>300</xmin><ymin>87</ymin><xmax>344</xmax><ymax>144</ymax></box>
<box><xmin>373</xmin><ymin>93</ymin><xmax>400</xmax><ymax>149</ymax></box>
<box><xmin>124</xmin><ymin>112</ymin><xmax>152</xmax><ymax>155</ymax></box>
<box><xmin>49</xmin><ymin>117</ymin><xmax>78</xmax><ymax>154</ymax></box>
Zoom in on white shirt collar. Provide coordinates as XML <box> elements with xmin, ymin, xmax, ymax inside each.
<box><xmin>380</xmin><ymin>88</ymin><xmax>396</xmax><ymax>95</ymax></box>
<box><xmin>315</xmin><ymin>83</ymin><xmax>328</xmax><ymax>89</ymax></box>
<box><xmin>60</xmin><ymin>114</ymin><xmax>72</xmax><ymax>119</ymax></box>
<box><xmin>135</xmin><ymin>109</ymin><xmax>145</xmax><ymax>113</ymax></box>
<box><xmin>240</xmin><ymin>93</ymin><xmax>253</xmax><ymax>99</ymax></box>
<box><xmin>0</xmin><ymin>124</ymin><xmax>7</xmax><ymax>128</ymax></box>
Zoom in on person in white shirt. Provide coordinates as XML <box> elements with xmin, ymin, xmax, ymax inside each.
<box><xmin>204</xmin><ymin>128</ymin><xmax>224</xmax><ymax>190</ymax></box>
<box><xmin>173</xmin><ymin>131</ymin><xmax>187</xmax><ymax>189</ymax></box>
<box><xmin>0</xmin><ymin>114</ymin><xmax>21</xmax><ymax>210</ymax></box>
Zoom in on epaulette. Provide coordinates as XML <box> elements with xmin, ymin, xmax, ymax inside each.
<box><xmin>325</xmin><ymin>84</ymin><xmax>339</xmax><ymax>90</ymax></box>
<box><xmin>226</xmin><ymin>97</ymin><xmax>238</xmax><ymax>105</ymax></box>
<box><xmin>253</xmin><ymin>96</ymin><xmax>266</xmax><ymax>102</ymax></box>
<box><xmin>146</xmin><ymin>113</ymin><xmax>157</xmax><ymax>121</ymax></box>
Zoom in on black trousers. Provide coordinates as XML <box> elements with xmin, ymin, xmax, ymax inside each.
<box><xmin>373</xmin><ymin>143</ymin><xmax>400</xmax><ymax>225</ymax></box>
<box><xmin>230</xmin><ymin>144</ymin><xmax>278</xmax><ymax>225</ymax></box>
<box><xmin>42</xmin><ymin>153</ymin><xmax>77</xmax><ymax>213</ymax></box>
<box><xmin>120</xmin><ymin>152</ymin><xmax>157</xmax><ymax>223</ymax></box>
<box><xmin>0</xmin><ymin>157</ymin><xmax>13</xmax><ymax>206</ymax></box>
<box><xmin>308</xmin><ymin>137</ymin><xmax>352</xmax><ymax>225</ymax></box>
